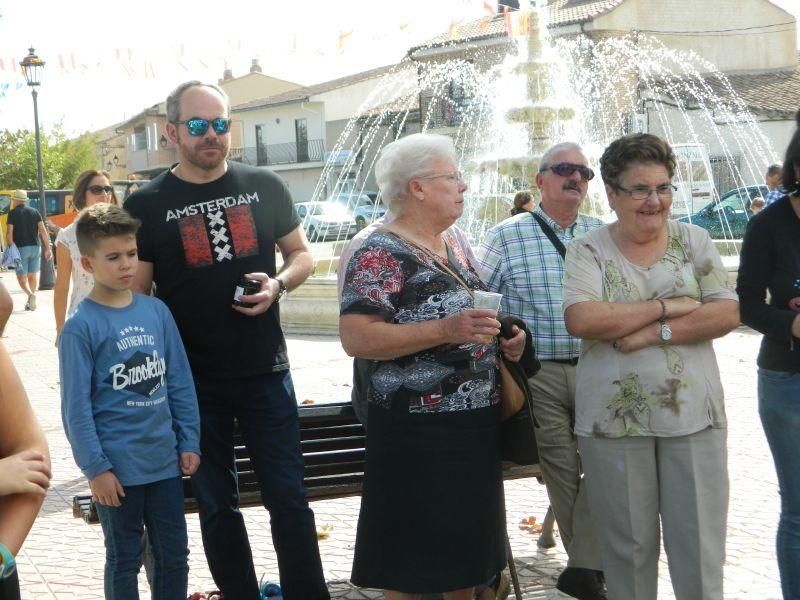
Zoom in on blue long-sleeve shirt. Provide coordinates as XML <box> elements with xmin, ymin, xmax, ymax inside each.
<box><xmin>59</xmin><ymin>293</ymin><xmax>200</xmax><ymax>486</ymax></box>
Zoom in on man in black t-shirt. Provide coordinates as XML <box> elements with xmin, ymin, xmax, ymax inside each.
<box><xmin>5</xmin><ymin>190</ymin><xmax>52</xmax><ymax>310</ymax></box>
<box><xmin>126</xmin><ymin>81</ymin><xmax>328</xmax><ymax>599</ymax></box>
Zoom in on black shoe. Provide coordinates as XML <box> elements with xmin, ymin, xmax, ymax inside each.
<box><xmin>556</xmin><ymin>567</ymin><xmax>607</xmax><ymax>600</ymax></box>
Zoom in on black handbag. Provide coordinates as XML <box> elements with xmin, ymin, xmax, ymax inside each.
<box><xmin>0</xmin><ymin>569</ymin><xmax>20</xmax><ymax>600</ymax></box>
<box><xmin>498</xmin><ymin>317</ymin><xmax>540</xmax><ymax>466</ymax></box>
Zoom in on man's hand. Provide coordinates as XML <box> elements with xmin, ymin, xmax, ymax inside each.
<box><xmin>0</xmin><ymin>450</ymin><xmax>51</xmax><ymax>497</ymax></box>
<box><xmin>232</xmin><ymin>272</ymin><xmax>280</xmax><ymax>316</ymax></box>
<box><xmin>499</xmin><ymin>325</ymin><xmax>526</xmax><ymax>362</ymax></box>
<box><xmin>180</xmin><ymin>452</ymin><xmax>200</xmax><ymax>476</ymax></box>
<box><xmin>90</xmin><ymin>470</ymin><xmax>125</xmax><ymax>507</ymax></box>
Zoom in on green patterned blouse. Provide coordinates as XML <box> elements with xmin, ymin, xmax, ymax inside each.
<box><xmin>562</xmin><ymin>220</ymin><xmax>737</xmax><ymax>438</ymax></box>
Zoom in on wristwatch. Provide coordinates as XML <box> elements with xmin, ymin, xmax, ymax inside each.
<box><xmin>275</xmin><ymin>277</ymin><xmax>288</xmax><ymax>302</ymax></box>
<box><xmin>0</xmin><ymin>543</ymin><xmax>16</xmax><ymax>580</ymax></box>
<box><xmin>659</xmin><ymin>319</ymin><xmax>673</xmax><ymax>344</ymax></box>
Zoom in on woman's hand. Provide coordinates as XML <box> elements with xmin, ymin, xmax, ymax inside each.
<box><xmin>90</xmin><ymin>471</ymin><xmax>125</xmax><ymax>507</ymax></box>
<box><xmin>663</xmin><ymin>296</ymin><xmax>702</xmax><ymax>319</ymax></box>
<box><xmin>499</xmin><ymin>325</ymin><xmax>526</xmax><ymax>362</ymax></box>
<box><xmin>0</xmin><ymin>450</ymin><xmax>51</xmax><ymax>497</ymax></box>
<box><xmin>613</xmin><ymin>324</ymin><xmax>660</xmax><ymax>354</ymax></box>
<box><xmin>442</xmin><ymin>309</ymin><xmax>501</xmax><ymax>345</ymax></box>
<box><xmin>791</xmin><ymin>314</ymin><xmax>800</xmax><ymax>339</ymax></box>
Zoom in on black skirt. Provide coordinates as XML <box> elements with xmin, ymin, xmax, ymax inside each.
<box><xmin>350</xmin><ymin>393</ymin><xmax>506</xmax><ymax>593</ymax></box>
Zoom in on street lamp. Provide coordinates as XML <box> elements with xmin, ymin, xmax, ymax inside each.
<box><xmin>20</xmin><ymin>47</ymin><xmax>54</xmax><ymax>290</ymax></box>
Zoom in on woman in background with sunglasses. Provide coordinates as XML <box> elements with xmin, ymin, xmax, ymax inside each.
<box><xmin>53</xmin><ymin>169</ymin><xmax>118</xmax><ymax>343</ymax></box>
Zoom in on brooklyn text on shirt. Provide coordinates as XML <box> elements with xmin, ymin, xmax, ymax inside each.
<box><xmin>165</xmin><ymin>191</ymin><xmax>261</xmax><ymax>222</ymax></box>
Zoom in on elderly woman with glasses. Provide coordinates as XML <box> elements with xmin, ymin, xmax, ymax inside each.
<box><xmin>340</xmin><ymin>133</ymin><xmax>524</xmax><ymax>599</ymax></box>
<box><xmin>562</xmin><ymin>133</ymin><xmax>739</xmax><ymax>599</ymax></box>
<box><xmin>54</xmin><ymin>169</ymin><xmax>118</xmax><ymax>343</ymax></box>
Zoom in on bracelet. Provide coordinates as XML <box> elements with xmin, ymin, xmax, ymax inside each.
<box><xmin>657</xmin><ymin>299</ymin><xmax>667</xmax><ymax>322</ymax></box>
<box><xmin>0</xmin><ymin>542</ymin><xmax>16</xmax><ymax>580</ymax></box>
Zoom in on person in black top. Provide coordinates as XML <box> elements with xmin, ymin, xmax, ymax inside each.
<box><xmin>737</xmin><ymin>109</ymin><xmax>800</xmax><ymax>600</ymax></box>
<box><xmin>5</xmin><ymin>190</ymin><xmax>52</xmax><ymax>311</ymax></box>
<box><xmin>125</xmin><ymin>81</ymin><xmax>329</xmax><ymax>599</ymax></box>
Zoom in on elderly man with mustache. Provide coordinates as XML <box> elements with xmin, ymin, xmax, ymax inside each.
<box><xmin>477</xmin><ymin>142</ymin><xmax>607</xmax><ymax>600</ymax></box>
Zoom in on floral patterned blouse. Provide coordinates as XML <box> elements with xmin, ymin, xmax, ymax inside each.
<box><xmin>340</xmin><ymin>230</ymin><xmax>500</xmax><ymax>414</ymax></box>
<box><xmin>562</xmin><ymin>220</ymin><xmax>737</xmax><ymax>438</ymax></box>
<box><xmin>55</xmin><ymin>222</ymin><xmax>94</xmax><ymax>317</ymax></box>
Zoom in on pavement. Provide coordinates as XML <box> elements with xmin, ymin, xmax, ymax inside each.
<box><xmin>0</xmin><ymin>269</ymin><xmax>783</xmax><ymax>599</ymax></box>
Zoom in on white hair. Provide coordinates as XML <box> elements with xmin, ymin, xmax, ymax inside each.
<box><xmin>539</xmin><ymin>142</ymin><xmax>585</xmax><ymax>170</ymax></box>
<box><xmin>374</xmin><ymin>133</ymin><xmax>456</xmax><ymax>213</ymax></box>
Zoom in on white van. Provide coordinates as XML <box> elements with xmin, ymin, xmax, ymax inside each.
<box><xmin>671</xmin><ymin>144</ymin><xmax>714</xmax><ymax>218</ymax></box>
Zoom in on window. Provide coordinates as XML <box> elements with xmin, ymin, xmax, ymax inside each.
<box><xmin>295</xmin><ymin>118</ymin><xmax>308</xmax><ymax>162</ymax></box>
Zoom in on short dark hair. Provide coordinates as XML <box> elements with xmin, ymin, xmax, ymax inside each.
<box><xmin>781</xmin><ymin>111</ymin><xmax>800</xmax><ymax>195</ymax></box>
<box><xmin>72</xmin><ymin>169</ymin><xmax>118</xmax><ymax>211</ymax></box>
<box><xmin>166</xmin><ymin>80</ymin><xmax>229</xmax><ymax>123</ymax></box>
<box><xmin>599</xmin><ymin>133</ymin><xmax>676</xmax><ymax>188</ymax></box>
<box><xmin>766</xmin><ymin>164</ymin><xmax>782</xmax><ymax>178</ymax></box>
<box><xmin>511</xmin><ymin>190</ymin><xmax>533</xmax><ymax>216</ymax></box>
<box><xmin>76</xmin><ymin>204</ymin><xmax>140</xmax><ymax>256</ymax></box>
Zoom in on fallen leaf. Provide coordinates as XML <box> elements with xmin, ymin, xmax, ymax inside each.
<box><xmin>317</xmin><ymin>524</ymin><xmax>333</xmax><ymax>539</ymax></box>
<box><xmin>301</xmin><ymin>399</ymin><xmax>315</xmax><ymax>405</ymax></box>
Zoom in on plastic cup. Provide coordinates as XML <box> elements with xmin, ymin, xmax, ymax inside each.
<box><xmin>473</xmin><ymin>290</ymin><xmax>502</xmax><ymax>313</ymax></box>
<box><xmin>473</xmin><ymin>290</ymin><xmax>502</xmax><ymax>343</ymax></box>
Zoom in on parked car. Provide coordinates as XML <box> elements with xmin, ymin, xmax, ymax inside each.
<box><xmin>677</xmin><ymin>185</ymin><xmax>768</xmax><ymax>239</ymax></box>
<box><xmin>295</xmin><ymin>201</ymin><xmax>358</xmax><ymax>242</ymax></box>
<box><xmin>327</xmin><ymin>192</ymin><xmax>387</xmax><ymax>230</ymax></box>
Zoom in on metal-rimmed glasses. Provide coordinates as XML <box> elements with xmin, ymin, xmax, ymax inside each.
<box><xmin>419</xmin><ymin>171</ymin><xmax>465</xmax><ymax>184</ymax></box>
<box><xmin>173</xmin><ymin>117</ymin><xmax>232</xmax><ymax>137</ymax></box>
<box><xmin>613</xmin><ymin>183</ymin><xmax>677</xmax><ymax>200</ymax></box>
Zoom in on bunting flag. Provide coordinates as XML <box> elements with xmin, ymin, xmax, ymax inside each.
<box><xmin>449</xmin><ymin>18</ymin><xmax>464</xmax><ymax>39</ymax></box>
<box><xmin>338</xmin><ymin>30</ymin><xmax>353</xmax><ymax>53</ymax></box>
<box><xmin>480</xmin><ymin>0</ymin><xmax>496</xmax><ymax>29</ymax></box>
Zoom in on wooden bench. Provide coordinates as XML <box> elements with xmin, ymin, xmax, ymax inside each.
<box><xmin>73</xmin><ymin>401</ymin><xmax>541</xmax><ymax>599</ymax></box>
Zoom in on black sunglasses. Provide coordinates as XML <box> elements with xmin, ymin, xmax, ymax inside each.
<box><xmin>539</xmin><ymin>162</ymin><xmax>595</xmax><ymax>181</ymax></box>
<box><xmin>87</xmin><ymin>185</ymin><xmax>114</xmax><ymax>195</ymax></box>
<box><xmin>174</xmin><ymin>117</ymin><xmax>232</xmax><ymax>137</ymax></box>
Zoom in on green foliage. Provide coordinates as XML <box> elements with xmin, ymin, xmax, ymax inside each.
<box><xmin>0</xmin><ymin>123</ymin><xmax>99</xmax><ymax>190</ymax></box>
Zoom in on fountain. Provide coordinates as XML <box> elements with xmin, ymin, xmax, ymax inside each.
<box><xmin>280</xmin><ymin>7</ymin><xmax>777</xmax><ymax>335</ymax></box>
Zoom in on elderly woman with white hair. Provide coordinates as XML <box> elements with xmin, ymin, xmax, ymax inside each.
<box><xmin>340</xmin><ymin>133</ymin><xmax>509</xmax><ymax>599</ymax></box>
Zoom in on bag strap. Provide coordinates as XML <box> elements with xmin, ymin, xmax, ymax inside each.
<box><xmin>531</xmin><ymin>212</ymin><xmax>567</xmax><ymax>260</ymax></box>
<box><xmin>381</xmin><ymin>228</ymin><xmax>475</xmax><ymax>298</ymax></box>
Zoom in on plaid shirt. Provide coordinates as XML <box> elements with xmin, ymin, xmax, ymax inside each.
<box><xmin>476</xmin><ymin>206</ymin><xmax>603</xmax><ymax>360</ymax></box>
<box><xmin>765</xmin><ymin>188</ymin><xmax>785</xmax><ymax>206</ymax></box>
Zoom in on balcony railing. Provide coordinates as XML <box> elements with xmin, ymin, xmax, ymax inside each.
<box><xmin>230</xmin><ymin>139</ymin><xmax>325</xmax><ymax>167</ymax></box>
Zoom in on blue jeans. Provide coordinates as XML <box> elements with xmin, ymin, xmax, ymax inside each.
<box><xmin>95</xmin><ymin>476</ymin><xmax>188</xmax><ymax>600</ymax></box>
<box><xmin>191</xmin><ymin>371</ymin><xmax>329</xmax><ymax>600</ymax></box>
<box><xmin>759</xmin><ymin>368</ymin><xmax>800</xmax><ymax>599</ymax></box>
<box><xmin>14</xmin><ymin>244</ymin><xmax>40</xmax><ymax>276</ymax></box>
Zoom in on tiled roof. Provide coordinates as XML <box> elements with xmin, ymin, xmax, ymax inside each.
<box><xmin>546</xmin><ymin>0</ymin><xmax>625</xmax><ymax>27</ymax></box>
<box><xmin>408</xmin><ymin>16</ymin><xmax>511</xmax><ymax>52</ymax></box>
<box><xmin>409</xmin><ymin>2</ymin><xmax>624</xmax><ymax>52</ymax></box>
<box><xmin>706</xmin><ymin>63</ymin><xmax>800</xmax><ymax>119</ymax></box>
<box><xmin>233</xmin><ymin>63</ymin><xmax>401</xmax><ymax>112</ymax></box>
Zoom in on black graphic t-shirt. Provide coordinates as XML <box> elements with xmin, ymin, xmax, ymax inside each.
<box><xmin>125</xmin><ymin>161</ymin><xmax>301</xmax><ymax>378</ymax></box>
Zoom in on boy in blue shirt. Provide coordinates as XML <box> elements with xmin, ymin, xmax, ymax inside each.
<box><xmin>59</xmin><ymin>204</ymin><xmax>200</xmax><ymax>599</ymax></box>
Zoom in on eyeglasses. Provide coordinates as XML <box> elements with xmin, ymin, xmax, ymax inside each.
<box><xmin>613</xmin><ymin>184</ymin><xmax>677</xmax><ymax>201</ymax></box>
<box><xmin>539</xmin><ymin>162</ymin><xmax>595</xmax><ymax>181</ymax></box>
<box><xmin>173</xmin><ymin>117</ymin><xmax>232</xmax><ymax>137</ymax></box>
<box><xmin>87</xmin><ymin>185</ymin><xmax>114</xmax><ymax>195</ymax></box>
<box><xmin>420</xmin><ymin>171</ymin><xmax>465</xmax><ymax>184</ymax></box>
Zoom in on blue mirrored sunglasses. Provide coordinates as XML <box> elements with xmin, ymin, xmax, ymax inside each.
<box><xmin>174</xmin><ymin>117</ymin><xmax>231</xmax><ymax>136</ymax></box>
